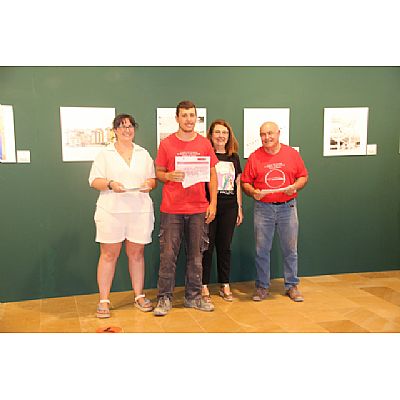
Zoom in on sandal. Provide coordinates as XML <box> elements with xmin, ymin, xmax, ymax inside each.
<box><xmin>219</xmin><ymin>284</ymin><xmax>233</xmax><ymax>302</ymax></box>
<box><xmin>96</xmin><ymin>299</ymin><xmax>111</xmax><ymax>318</ymax></box>
<box><xmin>201</xmin><ymin>285</ymin><xmax>212</xmax><ymax>303</ymax></box>
<box><xmin>134</xmin><ymin>294</ymin><xmax>153</xmax><ymax>312</ymax></box>
<box><xmin>202</xmin><ymin>294</ymin><xmax>212</xmax><ymax>303</ymax></box>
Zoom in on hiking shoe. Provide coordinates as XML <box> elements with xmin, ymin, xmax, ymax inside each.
<box><xmin>252</xmin><ymin>287</ymin><xmax>269</xmax><ymax>301</ymax></box>
<box><xmin>153</xmin><ymin>296</ymin><xmax>172</xmax><ymax>316</ymax></box>
<box><xmin>286</xmin><ymin>285</ymin><xmax>304</xmax><ymax>302</ymax></box>
<box><xmin>184</xmin><ymin>297</ymin><xmax>215</xmax><ymax>312</ymax></box>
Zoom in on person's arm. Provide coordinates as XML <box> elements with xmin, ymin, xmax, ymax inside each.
<box><xmin>139</xmin><ymin>178</ymin><xmax>157</xmax><ymax>192</ymax></box>
<box><xmin>89</xmin><ymin>152</ymin><xmax>125</xmax><ymax>192</ymax></box>
<box><xmin>90</xmin><ymin>178</ymin><xmax>126</xmax><ymax>193</ymax></box>
<box><xmin>156</xmin><ymin>165</ymin><xmax>185</xmax><ymax>183</ymax></box>
<box><xmin>205</xmin><ymin>166</ymin><xmax>217</xmax><ymax>224</ymax></box>
<box><xmin>236</xmin><ymin>174</ymin><xmax>243</xmax><ymax>226</ymax></box>
<box><xmin>139</xmin><ymin>157</ymin><xmax>158</xmax><ymax>192</ymax></box>
<box><xmin>241</xmin><ymin>181</ymin><xmax>263</xmax><ymax>201</ymax></box>
<box><xmin>284</xmin><ymin>176</ymin><xmax>308</xmax><ymax>196</ymax></box>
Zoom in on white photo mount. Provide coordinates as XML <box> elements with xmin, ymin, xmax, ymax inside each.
<box><xmin>0</xmin><ymin>104</ymin><xmax>17</xmax><ymax>163</ymax></box>
<box><xmin>156</xmin><ymin>107</ymin><xmax>207</xmax><ymax>148</ymax></box>
<box><xmin>60</xmin><ymin>106</ymin><xmax>116</xmax><ymax>162</ymax></box>
<box><xmin>244</xmin><ymin>108</ymin><xmax>290</xmax><ymax>158</ymax></box>
<box><xmin>323</xmin><ymin>107</ymin><xmax>369</xmax><ymax>157</ymax></box>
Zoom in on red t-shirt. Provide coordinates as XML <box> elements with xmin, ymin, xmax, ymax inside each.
<box><xmin>241</xmin><ymin>144</ymin><xmax>308</xmax><ymax>203</ymax></box>
<box><xmin>156</xmin><ymin>133</ymin><xmax>219</xmax><ymax>214</ymax></box>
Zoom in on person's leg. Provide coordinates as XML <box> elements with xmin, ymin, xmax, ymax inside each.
<box><xmin>125</xmin><ymin>210</ymin><xmax>154</xmax><ymax>306</ymax></box>
<box><xmin>157</xmin><ymin>212</ymin><xmax>184</xmax><ymax>299</ymax></box>
<box><xmin>254</xmin><ymin>201</ymin><xmax>276</xmax><ymax>289</ymax></box>
<box><xmin>97</xmin><ymin>242</ymin><xmax>123</xmax><ymax>313</ymax></box>
<box><xmin>201</xmin><ymin>216</ymin><xmax>216</xmax><ymax>295</ymax></box>
<box><xmin>215</xmin><ymin>204</ymin><xmax>238</xmax><ymax>287</ymax></box>
<box><xmin>276</xmin><ymin>200</ymin><xmax>300</xmax><ymax>290</ymax></box>
<box><xmin>125</xmin><ymin>240</ymin><xmax>152</xmax><ymax>310</ymax></box>
<box><xmin>126</xmin><ymin>241</ymin><xmax>145</xmax><ymax>294</ymax></box>
<box><xmin>184</xmin><ymin>213</ymin><xmax>208</xmax><ymax>301</ymax></box>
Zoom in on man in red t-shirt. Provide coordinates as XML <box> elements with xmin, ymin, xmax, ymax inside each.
<box><xmin>241</xmin><ymin>121</ymin><xmax>308</xmax><ymax>302</ymax></box>
<box><xmin>153</xmin><ymin>100</ymin><xmax>218</xmax><ymax>316</ymax></box>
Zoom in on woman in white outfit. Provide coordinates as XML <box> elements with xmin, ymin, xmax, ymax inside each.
<box><xmin>89</xmin><ymin>114</ymin><xmax>156</xmax><ymax>318</ymax></box>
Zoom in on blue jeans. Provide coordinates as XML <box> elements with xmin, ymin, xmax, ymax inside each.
<box><xmin>254</xmin><ymin>199</ymin><xmax>300</xmax><ymax>290</ymax></box>
<box><xmin>157</xmin><ymin>212</ymin><xmax>209</xmax><ymax>300</ymax></box>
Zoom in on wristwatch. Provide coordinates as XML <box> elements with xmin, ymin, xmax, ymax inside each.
<box><xmin>107</xmin><ymin>180</ymin><xmax>114</xmax><ymax>190</ymax></box>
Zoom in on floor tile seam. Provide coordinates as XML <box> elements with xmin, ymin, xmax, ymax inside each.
<box><xmin>350</xmin><ymin>296</ymin><xmax>400</xmax><ymax>306</ymax></box>
<box><xmin>353</xmin><ymin>319</ymin><xmax>400</xmax><ymax>332</ymax></box>
<box><xmin>342</xmin><ymin>305</ymin><xmax>389</xmax><ymax>318</ymax></box>
<box><xmin>266</xmin><ymin>313</ymin><xmax>319</xmax><ymax>327</ymax></box>
<box><xmin>318</xmin><ymin>318</ymin><xmax>369</xmax><ymax>329</ymax></box>
<box><xmin>359</xmin><ymin>291</ymin><xmax>400</xmax><ymax>307</ymax></box>
<box><xmin>74</xmin><ymin>296</ymin><xmax>84</xmax><ymax>333</ymax></box>
<box><xmin>154</xmin><ymin>310</ymin><xmax>206</xmax><ymax>332</ymax></box>
<box><xmin>222</xmin><ymin>306</ymin><xmax>288</xmax><ymax>331</ymax></box>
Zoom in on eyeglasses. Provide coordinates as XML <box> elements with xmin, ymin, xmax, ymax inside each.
<box><xmin>213</xmin><ymin>130</ymin><xmax>229</xmax><ymax>135</ymax></box>
<box><xmin>118</xmin><ymin>125</ymin><xmax>134</xmax><ymax>131</ymax></box>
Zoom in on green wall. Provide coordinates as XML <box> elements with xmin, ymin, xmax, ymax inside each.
<box><xmin>0</xmin><ymin>66</ymin><xmax>399</xmax><ymax>302</ymax></box>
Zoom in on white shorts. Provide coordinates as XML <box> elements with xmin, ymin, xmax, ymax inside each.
<box><xmin>94</xmin><ymin>207</ymin><xmax>154</xmax><ymax>244</ymax></box>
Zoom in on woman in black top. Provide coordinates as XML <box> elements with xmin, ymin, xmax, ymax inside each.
<box><xmin>202</xmin><ymin>119</ymin><xmax>243</xmax><ymax>303</ymax></box>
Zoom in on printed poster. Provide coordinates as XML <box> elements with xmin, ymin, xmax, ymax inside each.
<box><xmin>0</xmin><ymin>105</ymin><xmax>16</xmax><ymax>163</ymax></box>
<box><xmin>244</xmin><ymin>108</ymin><xmax>290</xmax><ymax>158</ymax></box>
<box><xmin>157</xmin><ymin>107</ymin><xmax>207</xmax><ymax>147</ymax></box>
<box><xmin>60</xmin><ymin>106</ymin><xmax>116</xmax><ymax>162</ymax></box>
<box><xmin>323</xmin><ymin>107</ymin><xmax>369</xmax><ymax>156</ymax></box>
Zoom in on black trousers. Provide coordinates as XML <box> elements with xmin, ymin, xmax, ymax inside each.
<box><xmin>202</xmin><ymin>201</ymin><xmax>238</xmax><ymax>285</ymax></box>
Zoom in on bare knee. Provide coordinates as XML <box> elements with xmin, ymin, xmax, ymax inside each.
<box><xmin>100</xmin><ymin>248</ymin><xmax>121</xmax><ymax>263</ymax></box>
<box><xmin>125</xmin><ymin>243</ymin><xmax>144</xmax><ymax>262</ymax></box>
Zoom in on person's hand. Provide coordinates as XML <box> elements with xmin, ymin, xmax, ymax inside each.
<box><xmin>236</xmin><ymin>207</ymin><xmax>243</xmax><ymax>226</ymax></box>
<box><xmin>205</xmin><ymin>204</ymin><xmax>216</xmax><ymax>224</ymax></box>
<box><xmin>109</xmin><ymin>181</ymin><xmax>126</xmax><ymax>193</ymax></box>
<box><xmin>166</xmin><ymin>170</ymin><xmax>185</xmax><ymax>182</ymax></box>
<box><xmin>284</xmin><ymin>184</ymin><xmax>297</xmax><ymax>196</ymax></box>
<box><xmin>139</xmin><ymin>179</ymin><xmax>153</xmax><ymax>193</ymax></box>
<box><xmin>253</xmin><ymin>189</ymin><xmax>263</xmax><ymax>201</ymax></box>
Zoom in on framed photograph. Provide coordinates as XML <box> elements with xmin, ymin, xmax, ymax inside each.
<box><xmin>244</xmin><ymin>108</ymin><xmax>290</xmax><ymax>158</ymax></box>
<box><xmin>0</xmin><ymin>105</ymin><xmax>16</xmax><ymax>163</ymax></box>
<box><xmin>60</xmin><ymin>106</ymin><xmax>116</xmax><ymax>162</ymax></box>
<box><xmin>323</xmin><ymin>107</ymin><xmax>369</xmax><ymax>156</ymax></box>
<box><xmin>156</xmin><ymin>107</ymin><xmax>207</xmax><ymax>148</ymax></box>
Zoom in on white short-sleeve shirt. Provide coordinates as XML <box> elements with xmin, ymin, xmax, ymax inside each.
<box><xmin>88</xmin><ymin>143</ymin><xmax>155</xmax><ymax>213</ymax></box>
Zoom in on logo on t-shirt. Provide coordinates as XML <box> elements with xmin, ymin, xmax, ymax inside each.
<box><xmin>216</xmin><ymin>161</ymin><xmax>235</xmax><ymax>193</ymax></box>
<box><xmin>177</xmin><ymin>151</ymin><xmax>200</xmax><ymax>156</ymax></box>
<box><xmin>264</xmin><ymin>163</ymin><xmax>286</xmax><ymax>188</ymax></box>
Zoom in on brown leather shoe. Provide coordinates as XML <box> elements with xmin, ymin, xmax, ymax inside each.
<box><xmin>252</xmin><ymin>287</ymin><xmax>269</xmax><ymax>301</ymax></box>
<box><xmin>286</xmin><ymin>285</ymin><xmax>304</xmax><ymax>302</ymax></box>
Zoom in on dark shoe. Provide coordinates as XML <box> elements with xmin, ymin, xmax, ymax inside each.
<box><xmin>184</xmin><ymin>297</ymin><xmax>215</xmax><ymax>312</ymax></box>
<box><xmin>252</xmin><ymin>287</ymin><xmax>269</xmax><ymax>301</ymax></box>
<box><xmin>153</xmin><ymin>296</ymin><xmax>172</xmax><ymax>316</ymax></box>
<box><xmin>286</xmin><ymin>285</ymin><xmax>304</xmax><ymax>302</ymax></box>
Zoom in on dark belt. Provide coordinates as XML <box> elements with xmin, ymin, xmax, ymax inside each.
<box><xmin>270</xmin><ymin>199</ymin><xmax>293</xmax><ymax>205</ymax></box>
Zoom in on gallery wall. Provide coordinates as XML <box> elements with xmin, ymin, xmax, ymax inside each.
<box><xmin>0</xmin><ymin>66</ymin><xmax>399</xmax><ymax>302</ymax></box>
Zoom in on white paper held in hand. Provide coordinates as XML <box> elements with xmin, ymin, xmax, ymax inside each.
<box><xmin>260</xmin><ymin>187</ymin><xmax>291</xmax><ymax>196</ymax></box>
<box><xmin>175</xmin><ymin>156</ymin><xmax>210</xmax><ymax>188</ymax></box>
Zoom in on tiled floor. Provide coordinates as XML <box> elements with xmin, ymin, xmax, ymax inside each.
<box><xmin>1</xmin><ymin>270</ymin><xmax>400</xmax><ymax>333</ymax></box>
